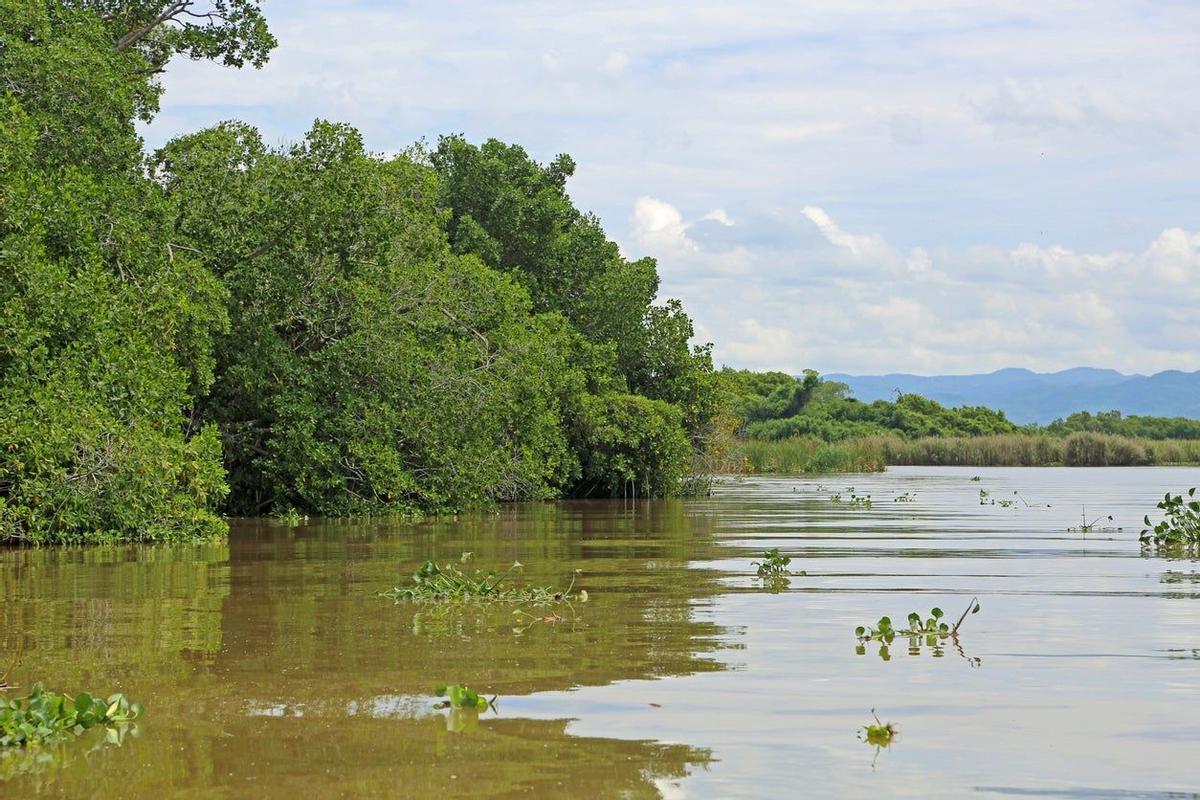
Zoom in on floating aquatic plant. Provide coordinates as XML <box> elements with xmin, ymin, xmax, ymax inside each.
<box><xmin>893</xmin><ymin>492</ymin><xmax>916</xmax><ymax>503</ymax></box>
<box><xmin>1141</xmin><ymin>489</ymin><xmax>1200</xmax><ymax>549</ymax></box>
<box><xmin>752</xmin><ymin>548</ymin><xmax>791</xmax><ymax>577</ymax></box>
<box><xmin>1068</xmin><ymin>506</ymin><xmax>1118</xmax><ymax>533</ymax></box>
<box><xmin>860</xmin><ymin>709</ymin><xmax>896</xmax><ymax>747</ymax></box>
<box><xmin>831</xmin><ymin>488</ymin><xmax>872</xmax><ymax>509</ymax></box>
<box><xmin>272</xmin><ymin>507</ymin><xmax>308</xmax><ymax>526</ymax></box>
<box><xmin>383</xmin><ymin>553</ymin><xmax>583</xmax><ymax>604</ymax></box>
<box><xmin>0</xmin><ymin>684</ymin><xmax>141</xmax><ymax>748</ymax></box>
<box><xmin>433</xmin><ymin>684</ymin><xmax>495</xmax><ymax>712</ymax></box>
<box><xmin>859</xmin><ymin>708</ymin><xmax>897</xmax><ymax>769</ymax></box>
<box><xmin>750</xmin><ymin>548</ymin><xmax>805</xmax><ymax>592</ymax></box>
<box><xmin>855</xmin><ymin>598</ymin><xmax>982</xmax><ymax>665</ymax></box>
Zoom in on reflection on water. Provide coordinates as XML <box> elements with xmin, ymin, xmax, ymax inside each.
<box><xmin>0</xmin><ymin>501</ymin><xmax>726</xmax><ymax>797</ymax></box>
<box><xmin>2</xmin><ymin>467</ymin><xmax>1200</xmax><ymax>798</ymax></box>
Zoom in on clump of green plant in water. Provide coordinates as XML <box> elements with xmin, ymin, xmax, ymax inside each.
<box><xmin>0</xmin><ymin>684</ymin><xmax>141</xmax><ymax>748</ymax></box>
<box><xmin>1068</xmin><ymin>506</ymin><xmax>1117</xmax><ymax>534</ymax></box>
<box><xmin>970</xmin><ymin>475</ymin><xmax>982</xmax><ymax>482</ymax></box>
<box><xmin>855</xmin><ymin>598</ymin><xmax>981</xmax><ymax>664</ymax></box>
<box><xmin>893</xmin><ymin>492</ymin><xmax>916</xmax><ymax>503</ymax></box>
<box><xmin>859</xmin><ymin>708</ymin><xmax>897</xmax><ymax>769</ymax></box>
<box><xmin>978</xmin><ymin>489</ymin><xmax>1018</xmax><ymax>508</ymax></box>
<box><xmin>272</xmin><ymin>507</ymin><xmax>308</xmax><ymax>526</ymax></box>
<box><xmin>382</xmin><ymin>553</ymin><xmax>583</xmax><ymax>604</ymax></box>
<box><xmin>831</xmin><ymin>488</ymin><xmax>872</xmax><ymax>508</ymax></box>
<box><xmin>1141</xmin><ymin>489</ymin><xmax>1200</xmax><ymax>549</ymax></box>
<box><xmin>433</xmin><ymin>684</ymin><xmax>496</xmax><ymax>712</ymax></box>
<box><xmin>860</xmin><ymin>708</ymin><xmax>896</xmax><ymax>747</ymax></box>
<box><xmin>751</xmin><ymin>548</ymin><xmax>805</xmax><ymax>592</ymax></box>
<box><xmin>752</xmin><ymin>548</ymin><xmax>791</xmax><ymax>577</ymax></box>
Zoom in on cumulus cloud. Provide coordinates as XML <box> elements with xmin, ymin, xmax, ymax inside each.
<box><xmin>633</xmin><ymin>199</ymin><xmax>1200</xmax><ymax>374</ymax></box>
<box><xmin>632</xmin><ymin>196</ymin><xmax>698</xmax><ymax>255</ymax></box>
<box><xmin>142</xmin><ymin>0</ymin><xmax>1200</xmax><ymax>374</ymax></box>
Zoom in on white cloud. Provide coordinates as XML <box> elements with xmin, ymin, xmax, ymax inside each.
<box><xmin>630</xmin><ymin>197</ymin><xmax>1200</xmax><ymax>373</ymax></box>
<box><xmin>142</xmin><ymin>1</ymin><xmax>1200</xmax><ymax>374</ymax></box>
<box><xmin>632</xmin><ymin>196</ymin><xmax>698</xmax><ymax>255</ymax></box>
<box><xmin>801</xmin><ymin>206</ymin><xmax>894</xmax><ymax>265</ymax></box>
<box><xmin>602</xmin><ymin>51</ymin><xmax>630</xmax><ymax>78</ymax></box>
<box><xmin>702</xmin><ymin>208</ymin><xmax>734</xmax><ymax>226</ymax></box>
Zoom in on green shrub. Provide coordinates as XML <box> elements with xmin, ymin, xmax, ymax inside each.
<box><xmin>571</xmin><ymin>393</ymin><xmax>691</xmax><ymax>497</ymax></box>
<box><xmin>0</xmin><ymin>91</ymin><xmax>227</xmax><ymax>544</ymax></box>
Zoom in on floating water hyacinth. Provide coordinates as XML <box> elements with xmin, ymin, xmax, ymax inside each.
<box><xmin>0</xmin><ymin>684</ymin><xmax>142</xmax><ymax>748</ymax></box>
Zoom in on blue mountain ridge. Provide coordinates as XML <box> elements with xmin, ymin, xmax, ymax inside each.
<box><xmin>823</xmin><ymin>368</ymin><xmax>1200</xmax><ymax>425</ymax></box>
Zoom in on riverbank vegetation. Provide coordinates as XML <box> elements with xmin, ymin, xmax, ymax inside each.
<box><xmin>4</xmin><ymin>4</ymin><xmax>1199</xmax><ymax>544</ymax></box>
<box><xmin>1</xmin><ymin>3</ymin><xmax>718</xmax><ymax>544</ymax></box>
<box><xmin>721</xmin><ymin>370</ymin><xmax>1200</xmax><ymax>473</ymax></box>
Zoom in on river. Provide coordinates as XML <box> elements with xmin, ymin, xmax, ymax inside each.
<box><xmin>2</xmin><ymin>467</ymin><xmax>1198</xmax><ymax>798</ymax></box>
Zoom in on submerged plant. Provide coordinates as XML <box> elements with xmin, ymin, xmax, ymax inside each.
<box><xmin>383</xmin><ymin>553</ymin><xmax>583</xmax><ymax>604</ymax></box>
<box><xmin>433</xmin><ymin>684</ymin><xmax>495</xmax><ymax>712</ymax></box>
<box><xmin>1068</xmin><ymin>506</ymin><xmax>1117</xmax><ymax>534</ymax></box>
<box><xmin>1141</xmin><ymin>489</ymin><xmax>1200</xmax><ymax>549</ymax></box>
<box><xmin>0</xmin><ymin>684</ymin><xmax>142</xmax><ymax>748</ymax></box>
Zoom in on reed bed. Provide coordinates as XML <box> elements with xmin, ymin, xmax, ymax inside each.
<box><xmin>733</xmin><ymin>432</ymin><xmax>1200</xmax><ymax>474</ymax></box>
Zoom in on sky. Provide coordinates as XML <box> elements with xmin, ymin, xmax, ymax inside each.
<box><xmin>143</xmin><ymin>0</ymin><xmax>1200</xmax><ymax>376</ymax></box>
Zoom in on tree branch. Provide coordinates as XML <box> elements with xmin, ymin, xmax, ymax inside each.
<box><xmin>116</xmin><ymin>1</ymin><xmax>191</xmax><ymax>52</ymax></box>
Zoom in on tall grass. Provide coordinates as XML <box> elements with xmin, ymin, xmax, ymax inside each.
<box><xmin>732</xmin><ymin>432</ymin><xmax>1200</xmax><ymax>474</ymax></box>
<box><xmin>735</xmin><ymin>436</ymin><xmax>887</xmax><ymax>474</ymax></box>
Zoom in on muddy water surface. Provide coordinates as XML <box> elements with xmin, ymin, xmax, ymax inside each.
<box><xmin>2</xmin><ymin>467</ymin><xmax>1199</xmax><ymax>798</ymax></box>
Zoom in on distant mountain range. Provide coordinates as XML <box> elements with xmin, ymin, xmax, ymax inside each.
<box><xmin>824</xmin><ymin>368</ymin><xmax>1200</xmax><ymax>425</ymax></box>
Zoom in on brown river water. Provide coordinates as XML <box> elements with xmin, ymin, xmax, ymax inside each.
<box><xmin>2</xmin><ymin>467</ymin><xmax>1199</xmax><ymax>798</ymax></box>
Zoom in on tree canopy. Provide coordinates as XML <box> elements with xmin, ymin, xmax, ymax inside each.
<box><xmin>0</xmin><ymin>2</ymin><xmax>718</xmax><ymax>543</ymax></box>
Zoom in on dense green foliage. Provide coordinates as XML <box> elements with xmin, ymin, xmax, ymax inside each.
<box><xmin>431</xmin><ymin>137</ymin><xmax>719</xmax><ymax>441</ymax></box>
<box><xmin>156</xmin><ymin>122</ymin><xmax>585</xmax><ymax>513</ymax></box>
<box><xmin>1045</xmin><ymin>410</ymin><xmax>1200</xmax><ymax>441</ymax></box>
<box><xmin>382</xmin><ymin>553</ymin><xmax>581</xmax><ymax>604</ymax></box>
<box><xmin>740</xmin><ymin>432</ymin><xmax>1200</xmax><ymax>473</ymax></box>
<box><xmin>1140</xmin><ymin>489</ymin><xmax>1200</xmax><ymax>548</ymax></box>
<box><xmin>724</xmin><ymin>370</ymin><xmax>1200</xmax><ymax>472</ymax></box>
<box><xmin>0</xmin><ymin>3</ymin><xmax>230</xmax><ymax>544</ymax></box>
<box><xmin>723</xmin><ymin>369</ymin><xmax>1018</xmax><ymax>442</ymax></box>
<box><xmin>1</xmin><ymin>2</ymin><xmax>715</xmax><ymax>543</ymax></box>
<box><xmin>156</xmin><ymin>124</ymin><xmax>709</xmax><ymax>513</ymax></box>
<box><xmin>1</xmin><ymin>684</ymin><xmax>141</xmax><ymax>747</ymax></box>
